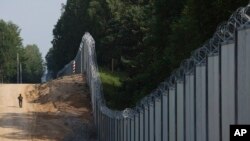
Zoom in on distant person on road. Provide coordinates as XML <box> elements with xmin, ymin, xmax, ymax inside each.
<box><xmin>18</xmin><ymin>94</ymin><xmax>23</xmax><ymax>108</ymax></box>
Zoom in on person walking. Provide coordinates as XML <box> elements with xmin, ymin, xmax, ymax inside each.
<box><xmin>18</xmin><ymin>94</ymin><xmax>23</xmax><ymax>108</ymax></box>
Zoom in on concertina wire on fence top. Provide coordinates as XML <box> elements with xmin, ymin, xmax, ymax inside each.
<box><xmin>56</xmin><ymin>3</ymin><xmax>250</xmax><ymax>139</ymax></box>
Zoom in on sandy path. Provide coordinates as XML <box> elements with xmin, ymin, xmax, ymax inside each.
<box><xmin>0</xmin><ymin>75</ymin><xmax>96</xmax><ymax>141</ymax></box>
<box><xmin>0</xmin><ymin>84</ymin><xmax>36</xmax><ymax>141</ymax></box>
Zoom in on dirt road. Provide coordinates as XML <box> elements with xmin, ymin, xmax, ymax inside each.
<box><xmin>0</xmin><ymin>75</ymin><xmax>96</xmax><ymax>141</ymax></box>
<box><xmin>0</xmin><ymin>84</ymin><xmax>36</xmax><ymax>141</ymax></box>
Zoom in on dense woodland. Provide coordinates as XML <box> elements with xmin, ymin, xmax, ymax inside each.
<box><xmin>46</xmin><ymin>0</ymin><xmax>249</xmax><ymax>109</ymax></box>
<box><xmin>0</xmin><ymin>20</ymin><xmax>44</xmax><ymax>83</ymax></box>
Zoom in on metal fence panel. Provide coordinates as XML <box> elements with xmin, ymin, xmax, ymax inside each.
<box><xmin>115</xmin><ymin>119</ymin><xmax>118</xmax><ymax>141</ymax></box>
<box><xmin>111</xmin><ymin>118</ymin><xmax>115</xmax><ymax>141</ymax></box>
<box><xmin>127</xmin><ymin>118</ymin><xmax>131</xmax><ymax>141</ymax></box>
<box><xmin>169</xmin><ymin>88</ymin><xmax>176</xmax><ymax>141</ymax></box>
<box><xmin>109</xmin><ymin>117</ymin><xmax>112</xmax><ymax>141</ymax></box>
<box><xmin>124</xmin><ymin>119</ymin><xmax>128</xmax><ymax>141</ymax></box>
<box><xmin>131</xmin><ymin>118</ymin><xmax>135</xmax><ymax>141</ymax></box>
<box><xmin>118</xmin><ymin>119</ymin><xmax>122</xmax><ymax>141</ymax></box>
<box><xmin>75</xmin><ymin>50</ymin><xmax>82</xmax><ymax>73</ymax></box>
<box><xmin>155</xmin><ymin>98</ymin><xmax>161</xmax><ymax>141</ymax></box>
<box><xmin>135</xmin><ymin>115</ymin><xmax>139</xmax><ymax>141</ymax></box>
<box><xmin>106</xmin><ymin>116</ymin><xmax>109</xmax><ymax>141</ymax></box>
<box><xmin>81</xmin><ymin>45</ymin><xmax>84</xmax><ymax>73</ymax></box>
<box><xmin>221</xmin><ymin>42</ymin><xmax>235</xmax><ymax>141</ymax></box>
<box><xmin>208</xmin><ymin>55</ymin><xmax>220</xmax><ymax>141</ymax></box>
<box><xmin>176</xmin><ymin>82</ymin><xmax>184</xmax><ymax>141</ymax></box>
<box><xmin>237</xmin><ymin>28</ymin><xmax>250</xmax><ymax>124</ymax></box>
<box><xmin>144</xmin><ymin>106</ymin><xmax>149</xmax><ymax>141</ymax></box>
<box><xmin>101</xmin><ymin>113</ymin><xmax>105</xmax><ymax>141</ymax></box>
<box><xmin>97</xmin><ymin>109</ymin><xmax>101</xmax><ymax>141</ymax></box>
<box><xmin>104</xmin><ymin>115</ymin><xmax>107</xmax><ymax>141</ymax></box>
<box><xmin>56</xmin><ymin>13</ymin><xmax>250</xmax><ymax>140</ymax></box>
<box><xmin>121</xmin><ymin>119</ymin><xmax>124</xmax><ymax>141</ymax></box>
<box><xmin>139</xmin><ymin>112</ymin><xmax>144</xmax><ymax>141</ymax></box>
<box><xmin>195</xmin><ymin>65</ymin><xmax>207</xmax><ymax>141</ymax></box>
<box><xmin>185</xmin><ymin>74</ymin><xmax>195</xmax><ymax>141</ymax></box>
<box><xmin>149</xmin><ymin>104</ymin><xmax>154</xmax><ymax>141</ymax></box>
<box><xmin>162</xmin><ymin>91</ymin><xmax>168</xmax><ymax>141</ymax></box>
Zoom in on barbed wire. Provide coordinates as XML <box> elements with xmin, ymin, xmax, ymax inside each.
<box><xmin>56</xmin><ymin>4</ymin><xmax>250</xmax><ymax>123</ymax></box>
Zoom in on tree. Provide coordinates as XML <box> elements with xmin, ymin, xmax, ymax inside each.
<box><xmin>48</xmin><ymin>0</ymin><xmax>91</xmax><ymax>75</ymax></box>
<box><xmin>22</xmin><ymin>44</ymin><xmax>44</xmax><ymax>83</ymax></box>
<box><xmin>46</xmin><ymin>0</ymin><xmax>250</xmax><ymax>108</ymax></box>
<box><xmin>0</xmin><ymin>20</ymin><xmax>23</xmax><ymax>82</ymax></box>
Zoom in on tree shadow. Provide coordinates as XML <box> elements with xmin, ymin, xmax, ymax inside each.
<box><xmin>0</xmin><ymin>112</ymin><xmax>35</xmax><ymax>140</ymax></box>
<box><xmin>0</xmin><ymin>112</ymin><xmax>66</xmax><ymax>140</ymax></box>
<box><xmin>0</xmin><ymin>111</ymin><xmax>97</xmax><ymax>141</ymax></box>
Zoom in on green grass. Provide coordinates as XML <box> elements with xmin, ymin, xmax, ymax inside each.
<box><xmin>99</xmin><ymin>68</ymin><xmax>127</xmax><ymax>109</ymax></box>
<box><xmin>99</xmin><ymin>69</ymin><xmax>123</xmax><ymax>87</ymax></box>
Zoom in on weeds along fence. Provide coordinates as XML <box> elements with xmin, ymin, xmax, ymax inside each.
<box><xmin>56</xmin><ymin>4</ymin><xmax>250</xmax><ymax>141</ymax></box>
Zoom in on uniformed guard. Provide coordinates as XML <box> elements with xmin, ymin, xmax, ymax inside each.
<box><xmin>18</xmin><ymin>94</ymin><xmax>23</xmax><ymax>108</ymax></box>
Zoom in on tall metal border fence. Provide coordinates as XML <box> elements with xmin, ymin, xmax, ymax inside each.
<box><xmin>56</xmin><ymin>4</ymin><xmax>250</xmax><ymax>141</ymax></box>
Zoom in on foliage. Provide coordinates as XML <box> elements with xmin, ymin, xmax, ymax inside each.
<box><xmin>0</xmin><ymin>20</ymin><xmax>44</xmax><ymax>83</ymax></box>
<box><xmin>47</xmin><ymin>0</ymin><xmax>249</xmax><ymax>109</ymax></box>
<box><xmin>99</xmin><ymin>68</ymin><xmax>127</xmax><ymax>109</ymax></box>
<box><xmin>22</xmin><ymin>44</ymin><xmax>44</xmax><ymax>83</ymax></box>
<box><xmin>0</xmin><ymin>20</ymin><xmax>22</xmax><ymax>82</ymax></box>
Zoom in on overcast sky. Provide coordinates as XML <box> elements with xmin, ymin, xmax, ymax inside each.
<box><xmin>0</xmin><ymin>0</ymin><xmax>67</xmax><ymax>60</ymax></box>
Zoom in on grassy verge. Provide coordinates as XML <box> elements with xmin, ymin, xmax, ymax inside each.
<box><xmin>99</xmin><ymin>68</ymin><xmax>127</xmax><ymax>109</ymax></box>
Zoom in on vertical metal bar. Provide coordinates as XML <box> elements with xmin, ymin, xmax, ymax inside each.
<box><xmin>162</xmin><ymin>90</ymin><xmax>169</xmax><ymax>141</ymax></box>
<box><xmin>177</xmin><ymin>82</ymin><xmax>184</xmax><ymax>141</ymax></box>
<box><xmin>115</xmin><ymin>119</ymin><xmax>118</xmax><ymax>141</ymax></box>
<box><xmin>144</xmin><ymin>105</ymin><xmax>149</xmax><ymax>141</ymax></box>
<box><xmin>128</xmin><ymin>118</ymin><xmax>131</xmax><ymax>141</ymax></box>
<box><xmin>183</xmin><ymin>77</ymin><xmax>186</xmax><ymax>141</ymax></box>
<box><xmin>110</xmin><ymin>117</ymin><xmax>113</xmax><ymax>141</ymax></box>
<box><xmin>109</xmin><ymin>116</ymin><xmax>111</xmax><ymax>141</ymax></box>
<box><xmin>104</xmin><ymin>114</ymin><xmax>107</xmax><ymax>141</ymax></box>
<box><xmin>105</xmin><ymin>114</ymin><xmax>108</xmax><ymax>141</ymax></box>
<box><xmin>237</xmin><ymin>27</ymin><xmax>250</xmax><ymax>124</ymax></box>
<box><xmin>99</xmin><ymin>110</ymin><xmax>102</xmax><ymax>141</ymax></box>
<box><xmin>207</xmin><ymin>55</ymin><xmax>220</xmax><ymax>141</ymax></box>
<box><xmin>101</xmin><ymin>113</ymin><xmax>104</xmax><ymax>141</ymax></box>
<box><xmin>185</xmin><ymin>74</ymin><xmax>195</xmax><ymax>141</ymax></box>
<box><xmin>122</xmin><ymin>118</ymin><xmax>124</xmax><ymax>141</ymax></box>
<box><xmin>195</xmin><ymin>65</ymin><xmax>207</xmax><ymax>141</ymax></box>
<box><xmin>155</xmin><ymin>97</ymin><xmax>161</xmax><ymax>141</ymax></box>
<box><xmin>120</xmin><ymin>119</ymin><xmax>122</xmax><ymax>141</ymax></box>
<box><xmin>149</xmin><ymin>103</ymin><xmax>154</xmax><ymax>141</ymax></box>
<box><xmin>98</xmin><ymin>107</ymin><xmax>100</xmax><ymax>141</ymax></box>
<box><xmin>135</xmin><ymin>114</ymin><xmax>139</xmax><ymax>141</ymax></box>
<box><xmin>124</xmin><ymin>118</ymin><xmax>127</xmax><ymax>141</ymax></box>
<box><xmin>205</xmin><ymin>56</ymin><xmax>209</xmax><ymax>141</ymax></box>
<box><xmin>235</xmin><ymin>28</ymin><xmax>238</xmax><ymax>125</ymax></box>
<box><xmin>131</xmin><ymin>116</ymin><xmax>134</xmax><ymax>141</ymax></box>
<box><xmin>169</xmin><ymin>88</ymin><xmax>176</xmax><ymax>141</ymax></box>
<box><xmin>194</xmin><ymin>66</ymin><xmax>197</xmax><ymax>141</ymax></box>
<box><xmin>219</xmin><ymin>44</ymin><xmax>222</xmax><ymax>141</ymax></box>
<box><xmin>80</xmin><ymin>49</ymin><xmax>83</xmax><ymax>73</ymax></box>
<box><xmin>140</xmin><ymin>111</ymin><xmax>143</xmax><ymax>141</ymax></box>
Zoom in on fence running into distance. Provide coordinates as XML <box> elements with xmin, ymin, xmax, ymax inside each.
<box><xmin>56</xmin><ymin>4</ymin><xmax>250</xmax><ymax>141</ymax></box>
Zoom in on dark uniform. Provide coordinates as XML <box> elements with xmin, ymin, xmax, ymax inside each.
<box><xmin>18</xmin><ymin>94</ymin><xmax>23</xmax><ymax>108</ymax></box>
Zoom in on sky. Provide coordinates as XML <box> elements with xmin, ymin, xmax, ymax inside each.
<box><xmin>0</xmin><ymin>0</ymin><xmax>67</xmax><ymax>60</ymax></box>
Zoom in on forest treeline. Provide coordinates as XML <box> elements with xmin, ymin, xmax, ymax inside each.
<box><xmin>0</xmin><ymin>20</ymin><xmax>44</xmax><ymax>83</ymax></box>
<box><xmin>46</xmin><ymin>0</ymin><xmax>249</xmax><ymax>109</ymax></box>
